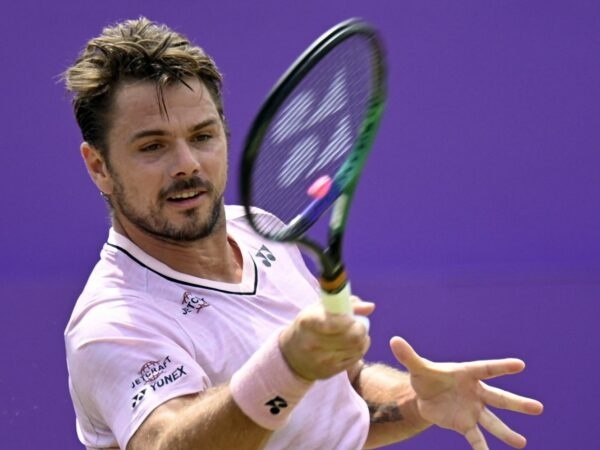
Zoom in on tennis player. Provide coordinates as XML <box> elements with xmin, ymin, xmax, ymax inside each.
<box><xmin>64</xmin><ymin>18</ymin><xmax>543</xmax><ymax>450</ymax></box>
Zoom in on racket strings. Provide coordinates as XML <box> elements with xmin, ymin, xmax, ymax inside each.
<box><xmin>251</xmin><ymin>34</ymin><xmax>377</xmax><ymax>238</ymax></box>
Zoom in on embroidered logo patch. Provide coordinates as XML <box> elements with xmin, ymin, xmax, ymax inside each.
<box><xmin>182</xmin><ymin>292</ymin><xmax>210</xmax><ymax>315</ymax></box>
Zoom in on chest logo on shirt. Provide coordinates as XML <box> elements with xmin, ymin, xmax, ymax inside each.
<box><xmin>182</xmin><ymin>292</ymin><xmax>210</xmax><ymax>315</ymax></box>
<box><xmin>255</xmin><ymin>244</ymin><xmax>277</xmax><ymax>267</ymax></box>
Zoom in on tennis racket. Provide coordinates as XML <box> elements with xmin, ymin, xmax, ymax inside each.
<box><xmin>240</xmin><ymin>18</ymin><xmax>386</xmax><ymax>326</ymax></box>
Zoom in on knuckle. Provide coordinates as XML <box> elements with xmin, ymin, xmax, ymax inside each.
<box><xmin>362</xmin><ymin>335</ymin><xmax>371</xmax><ymax>354</ymax></box>
<box><xmin>363</xmin><ymin>333</ymin><xmax>370</xmax><ymax>350</ymax></box>
<box><xmin>338</xmin><ymin>355</ymin><xmax>361</xmax><ymax>372</ymax></box>
<box><xmin>297</xmin><ymin>313</ymin><xmax>316</xmax><ymax>330</ymax></box>
<box><xmin>321</xmin><ymin>316</ymin><xmax>348</xmax><ymax>334</ymax></box>
<box><xmin>347</xmin><ymin>331</ymin><xmax>364</xmax><ymax>347</ymax></box>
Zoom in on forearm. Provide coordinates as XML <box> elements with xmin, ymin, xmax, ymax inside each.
<box><xmin>128</xmin><ymin>385</ymin><xmax>273</xmax><ymax>450</ymax></box>
<box><xmin>353</xmin><ymin>363</ymin><xmax>431</xmax><ymax>449</ymax></box>
<box><xmin>130</xmin><ymin>332</ymin><xmax>316</xmax><ymax>450</ymax></box>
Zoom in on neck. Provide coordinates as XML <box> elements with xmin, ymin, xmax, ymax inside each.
<box><xmin>112</xmin><ymin>214</ymin><xmax>243</xmax><ymax>284</ymax></box>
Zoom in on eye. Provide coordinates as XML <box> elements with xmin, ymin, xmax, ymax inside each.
<box><xmin>192</xmin><ymin>133</ymin><xmax>212</xmax><ymax>142</ymax></box>
<box><xmin>140</xmin><ymin>142</ymin><xmax>164</xmax><ymax>152</ymax></box>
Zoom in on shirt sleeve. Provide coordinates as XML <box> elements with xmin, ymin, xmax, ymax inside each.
<box><xmin>66</xmin><ymin>294</ymin><xmax>210</xmax><ymax>449</ymax></box>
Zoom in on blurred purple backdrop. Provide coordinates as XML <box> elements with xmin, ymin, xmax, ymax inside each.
<box><xmin>1</xmin><ymin>0</ymin><xmax>598</xmax><ymax>448</ymax></box>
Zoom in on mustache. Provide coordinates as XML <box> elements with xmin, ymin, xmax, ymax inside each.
<box><xmin>160</xmin><ymin>177</ymin><xmax>214</xmax><ymax>200</ymax></box>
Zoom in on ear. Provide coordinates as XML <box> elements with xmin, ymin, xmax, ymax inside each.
<box><xmin>81</xmin><ymin>142</ymin><xmax>114</xmax><ymax>195</ymax></box>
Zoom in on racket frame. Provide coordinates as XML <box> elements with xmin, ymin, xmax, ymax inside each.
<box><xmin>240</xmin><ymin>18</ymin><xmax>386</xmax><ymax>294</ymax></box>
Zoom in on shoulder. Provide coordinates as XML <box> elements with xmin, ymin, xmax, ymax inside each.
<box><xmin>224</xmin><ymin>205</ymin><xmax>318</xmax><ymax>292</ymax></box>
<box><xmin>65</xmin><ymin>290</ymin><xmax>206</xmax><ymax>450</ymax></box>
<box><xmin>225</xmin><ymin>204</ymin><xmax>280</xmax><ymax>224</ymax></box>
<box><xmin>65</xmin><ymin>292</ymin><xmax>158</xmax><ymax>353</ymax></box>
<box><xmin>224</xmin><ymin>204</ymin><xmax>286</xmax><ymax>239</ymax></box>
<box><xmin>224</xmin><ymin>204</ymin><xmax>247</xmax><ymax>221</ymax></box>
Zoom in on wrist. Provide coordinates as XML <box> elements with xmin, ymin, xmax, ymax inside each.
<box><xmin>230</xmin><ymin>332</ymin><xmax>314</xmax><ymax>430</ymax></box>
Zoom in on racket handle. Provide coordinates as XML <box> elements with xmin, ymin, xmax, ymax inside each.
<box><xmin>320</xmin><ymin>283</ymin><xmax>370</xmax><ymax>332</ymax></box>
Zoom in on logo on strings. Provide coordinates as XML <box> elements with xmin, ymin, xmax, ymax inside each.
<box><xmin>272</xmin><ymin>69</ymin><xmax>353</xmax><ymax>187</ymax></box>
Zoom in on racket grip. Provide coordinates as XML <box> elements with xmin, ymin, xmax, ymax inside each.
<box><xmin>320</xmin><ymin>283</ymin><xmax>370</xmax><ymax>331</ymax></box>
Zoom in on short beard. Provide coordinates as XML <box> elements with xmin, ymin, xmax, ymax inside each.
<box><xmin>109</xmin><ymin>173</ymin><xmax>225</xmax><ymax>243</ymax></box>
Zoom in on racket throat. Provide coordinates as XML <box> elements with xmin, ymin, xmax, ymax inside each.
<box><xmin>318</xmin><ymin>266</ymin><xmax>348</xmax><ymax>294</ymax></box>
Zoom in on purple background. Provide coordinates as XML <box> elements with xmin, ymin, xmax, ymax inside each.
<box><xmin>1</xmin><ymin>0</ymin><xmax>599</xmax><ymax>448</ymax></box>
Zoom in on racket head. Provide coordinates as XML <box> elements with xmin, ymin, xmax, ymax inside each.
<box><xmin>240</xmin><ymin>18</ymin><xmax>386</xmax><ymax>271</ymax></box>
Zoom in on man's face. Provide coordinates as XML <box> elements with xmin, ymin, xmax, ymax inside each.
<box><xmin>102</xmin><ymin>78</ymin><xmax>228</xmax><ymax>242</ymax></box>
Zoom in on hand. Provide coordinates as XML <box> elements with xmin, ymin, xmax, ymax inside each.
<box><xmin>391</xmin><ymin>337</ymin><xmax>544</xmax><ymax>450</ymax></box>
<box><xmin>279</xmin><ymin>298</ymin><xmax>374</xmax><ymax>381</ymax></box>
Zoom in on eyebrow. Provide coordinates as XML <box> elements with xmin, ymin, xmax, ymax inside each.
<box><xmin>128</xmin><ymin>118</ymin><xmax>220</xmax><ymax>144</ymax></box>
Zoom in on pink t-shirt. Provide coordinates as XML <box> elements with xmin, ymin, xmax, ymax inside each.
<box><xmin>65</xmin><ymin>206</ymin><xmax>369</xmax><ymax>449</ymax></box>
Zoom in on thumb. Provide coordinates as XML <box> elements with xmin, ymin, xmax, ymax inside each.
<box><xmin>390</xmin><ymin>336</ymin><xmax>427</xmax><ymax>372</ymax></box>
<box><xmin>351</xmin><ymin>298</ymin><xmax>376</xmax><ymax>317</ymax></box>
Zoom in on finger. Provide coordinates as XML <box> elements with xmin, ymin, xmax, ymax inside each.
<box><xmin>481</xmin><ymin>383</ymin><xmax>544</xmax><ymax>415</ymax></box>
<box><xmin>299</xmin><ymin>305</ymin><xmax>355</xmax><ymax>335</ymax></box>
<box><xmin>359</xmin><ymin>331</ymin><xmax>371</xmax><ymax>357</ymax></box>
<box><xmin>463</xmin><ymin>358</ymin><xmax>525</xmax><ymax>380</ymax></box>
<box><xmin>464</xmin><ymin>426</ymin><xmax>489</xmax><ymax>450</ymax></box>
<box><xmin>478</xmin><ymin>407</ymin><xmax>527</xmax><ymax>449</ymax></box>
<box><xmin>351</xmin><ymin>298</ymin><xmax>375</xmax><ymax>317</ymax></box>
<box><xmin>325</xmin><ymin>342</ymin><xmax>370</xmax><ymax>372</ymax></box>
<box><xmin>321</xmin><ymin>311</ymin><xmax>356</xmax><ymax>334</ymax></box>
<box><xmin>315</xmin><ymin>320</ymin><xmax>370</xmax><ymax>352</ymax></box>
<box><xmin>343</xmin><ymin>322</ymin><xmax>370</xmax><ymax>358</ymax></box>
<box><xmin>338</xmin><ymin>351</ymin><xmax>368</xmax><ymax>369</ymax></box>
<box><xmin>389</xmin><ymin>336</ymin><xmax>428</xmax><ymax>372</ymax></box>
<box><xmin>350</xmin><ymin>295</ymin><xmax>370</xmax><ymax>304</ymax></box>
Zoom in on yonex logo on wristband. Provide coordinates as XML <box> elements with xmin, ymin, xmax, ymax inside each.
<box><xmin>265</xmin><ymin>396</ymin><xmax>288</xmax><ymax>415</ymax></box>
<box><xmin>230</xmin><ymin>334</ymin><xmax>312</xmax><ymax>429</ymax></box>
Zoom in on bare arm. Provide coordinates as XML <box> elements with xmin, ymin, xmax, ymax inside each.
<box><xmin>351</xmin><ymin>362</ymin><xmax>431</xmax><ymax>449</ymax></box>
<box><xmin>127</xmin><ymin>386</ymin><xmax>272</xmax><ymax>450</ymax></box>
<box><xmin>128</xmin><ymin>302</ymin><xmax>373</xmax><ymax>450</ymax></box>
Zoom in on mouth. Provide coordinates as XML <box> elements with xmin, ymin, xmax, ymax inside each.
<box><xmin>166</xmin><ymin>189</ymin><xmax>206</xmax><ymax>205</ymax></box>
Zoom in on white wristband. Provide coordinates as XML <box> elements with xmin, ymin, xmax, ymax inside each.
<box><xmin>230</xmin><ymin>333</ymin><xmax>313</xmax><ymax>430</ymax></box>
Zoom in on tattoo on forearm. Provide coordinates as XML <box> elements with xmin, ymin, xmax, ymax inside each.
<box><xmin>366</xmin><ymin>401</ymin><xmax>404</xmax><ymax>424</ymax></box>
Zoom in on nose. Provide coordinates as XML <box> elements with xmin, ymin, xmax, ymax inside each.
<box><xmin>171</xmin><ymin>140</ymin><xmax>200</xmax><ymax>177</ymax></box>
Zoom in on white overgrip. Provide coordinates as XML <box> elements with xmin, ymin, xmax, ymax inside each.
<box><xmin>320</xmin><ymin>283</ymin><xmax>370</xmax><ymax>331</ymax></box>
